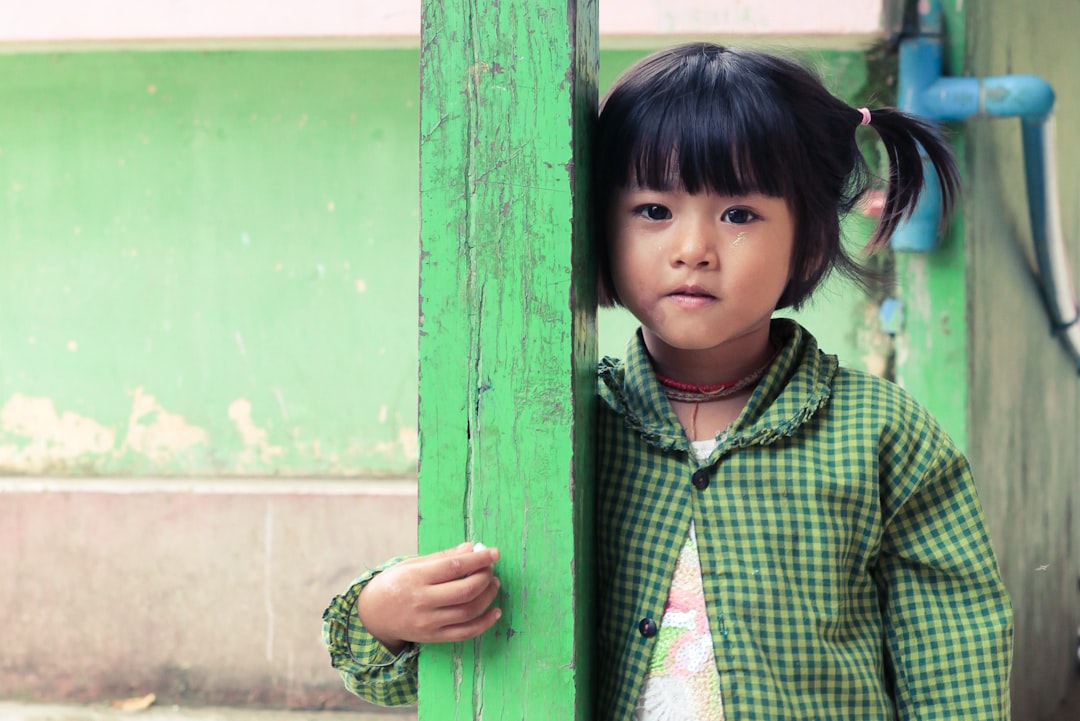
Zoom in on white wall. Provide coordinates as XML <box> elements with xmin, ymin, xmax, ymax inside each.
<box><xmin>0</xmin><ymin>0</ymin><xmax>901</xmax><ymax>49</ymax></box>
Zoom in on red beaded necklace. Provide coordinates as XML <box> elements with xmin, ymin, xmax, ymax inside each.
<box><xmin>654</xmin><ymin>352</ymin><xmax>776</xmax><ymax>403</ymax></box>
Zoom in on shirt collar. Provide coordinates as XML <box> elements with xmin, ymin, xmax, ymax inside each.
<box><xmin>598</xmin><ymin>318</ymin><xmax>837</xmax><ymax>453</ymax></box>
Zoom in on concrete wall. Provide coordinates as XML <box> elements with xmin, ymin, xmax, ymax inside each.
<box><xmin>964</xmin><ymin>1</ymin><xmax>1080</xmax><ymax>717</ymax></box>
<box><xmin>0</xmin><ymin>49</ymin><xmax>425</xmax><ymax>710</ymax></box>
<box><xmin>0</xmin><ymin>478</ymin><xmax>416</xmax><ymax>711</ymax></box>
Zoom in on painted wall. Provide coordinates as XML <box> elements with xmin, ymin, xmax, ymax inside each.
<box><xmin>964</xmin><ymin>1</ymin><xmax>1080</xmax><ymax>717</ymax></box>
<box><xmin>0</xmin><ymin>479</ymin><xmax>417</xmax><ymax>710</ymax></box>
<box><xmin>1</xmin><ymin>50</ymin><xmax>421</xmax><ymax>476</ymax></box>
<box><xmin>0</xmin><ymin>52</ymin><xmax>427</xmax><ymax>706</ymax></box>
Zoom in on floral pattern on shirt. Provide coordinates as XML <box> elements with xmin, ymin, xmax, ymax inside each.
<box><xmin>636</xmin><ymin>520</ymin><xmax>724</xmax><ymax>721</ymax></box>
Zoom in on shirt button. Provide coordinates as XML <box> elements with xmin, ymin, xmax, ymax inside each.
<box><xmin>638</xmin><ymin>617</ymin><xmax>658</xmax><ymax>638</ymax></box>
<box><xmin>691</xmin><ymin>468</ymin><xmax>710</xmax><ymax>490</ymax></box>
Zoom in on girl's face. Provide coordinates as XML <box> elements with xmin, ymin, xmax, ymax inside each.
<box><xmin>609</xmin><ymin>186</ymin><xmax>795</xmax><ymax>366</ymax></box>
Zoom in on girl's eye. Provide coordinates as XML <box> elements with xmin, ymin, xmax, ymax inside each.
<box><xmin>722</xmin><ymin>207</ymin><xmax>757</xmax><ymax>224</ymax></box>
<box><xmin>635</xmin><ymin>204</ymin><xmax>672</xmax><ymax>221</ymax></box>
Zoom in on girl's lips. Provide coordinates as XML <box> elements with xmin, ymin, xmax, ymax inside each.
<box><xmin>668</xmin><ymin>285</ymin><xmax>716</xmax><ymax>298</ymax></box>
<box><xmin>667</xmin><ymin>289</ymin><xmax>717</xmax><ymax>308</ymax></box>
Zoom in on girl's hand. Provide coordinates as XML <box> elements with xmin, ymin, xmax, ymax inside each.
<box><xmin>356</xmin><ymin>542</ymin><xmax>502</xmax><ymax>655</ymax></box>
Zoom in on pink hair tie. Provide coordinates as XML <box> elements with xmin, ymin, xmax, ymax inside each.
<box><xmin>857</xmin><ymin>107</ymin><xmax>872</xmax><ymax>126</ymax></box>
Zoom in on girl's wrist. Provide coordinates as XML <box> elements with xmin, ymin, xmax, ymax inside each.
<box><xmin>356</xmin><ymin>585</ymin><xmax>407</xmax><ymax>655</ymax></box>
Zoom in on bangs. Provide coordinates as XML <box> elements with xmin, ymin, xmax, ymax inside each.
<box><xmin>601</xmin><ymin>48</ymin><xmax>801</xmax><ymax>200</ymax></box>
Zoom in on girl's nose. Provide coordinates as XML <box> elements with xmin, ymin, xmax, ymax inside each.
<box><xmin>672</xmin><ymin>220</ymin><xmax>719</xmax><ymax>268</ymax></box>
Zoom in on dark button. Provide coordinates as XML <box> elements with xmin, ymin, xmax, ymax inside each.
<box><xmin>691</xmin><ymin>468</ymin><xmax>710</xmax><ymax>490</ymax></box>
<box><xmin>638</xmin><ymin>617</ymin><xmax>658</xmax><ymax>638</ymax></box>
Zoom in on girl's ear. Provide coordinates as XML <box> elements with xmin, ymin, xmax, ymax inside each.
<box><xmin>597</xmin><ymin>269</ymin><xmax>618</xmax><ymax>308</ymax></box>
<box><xmin>777</xmin><ymin>236</ymin><xmax>829</xmax><ymax>310</ymax></box>
<box><xmin>800</xmin><ymin>249</ymin><xmax>827</xmax><ymax>282</ymax></box>
<box><xmin>797</xmin><ymin>224</ymin><xmax>831</xmax><ymax>282</ymax></box>
<box><xmin>595</xmin><ymin>213</ymin><xmax>620</xmax><ymax>307</ymax></box>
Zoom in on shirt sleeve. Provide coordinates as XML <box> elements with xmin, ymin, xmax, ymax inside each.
<box><xmin>321</xmin><ymin>557</ymin><xmax>420</xmax><ymax>707</ymax></box>
<box><xmin>877</xmin><ymin>442</ymin><xmax>1014</xmax><ymax>720</ymax></box>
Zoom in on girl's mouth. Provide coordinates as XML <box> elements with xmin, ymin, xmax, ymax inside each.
<box><xmin>669</xmin><ymin>285</ymin><xmax>715</xmax><ymax>299</ymax></box>
<box><xmin>667</xmin><ymin>286</ymin><xmax>716</xmax><ymax>307</ymax></box>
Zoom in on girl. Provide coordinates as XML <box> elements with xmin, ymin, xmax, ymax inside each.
<box><xmin>323</xmin><ymin>43</ymin><xmax>1013</xmax><ymax>719</ymax></box>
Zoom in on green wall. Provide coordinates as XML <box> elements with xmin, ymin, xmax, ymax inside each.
<box><xmin>1</xmin><ymin>47</ymin><xmax>891</xmax><ymax>477</ymax></box>
<box><xmin>1</xmin><ymin>51</ymin><xmax>421</xmax><ymax>476</ymax></box>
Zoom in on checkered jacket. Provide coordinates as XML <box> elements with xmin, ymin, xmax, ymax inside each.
<box><xmin>323</xmin><ymin>319</ymin><xmax>1013</xmax><ymax>719</ymax></box>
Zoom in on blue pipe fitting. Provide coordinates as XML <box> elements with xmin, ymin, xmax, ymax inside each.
<box><xmin>891</xmin><ymin>159</ymin><xmax>943</xmax><ymax>252</ymax></box>
<box><xmin>895</xmin><ymin>0</ymin><xmax>1079</xmax><ymax>371</ymax></box>
<box><xmin>982</xmin><ymin>75</ymin><xmax>1055</xmax><ymax>119</ymax></box>
<box><xmin>893</xmin><ymin>33</ymin><xmax>1056</xmax><ymax>251</ymax></box>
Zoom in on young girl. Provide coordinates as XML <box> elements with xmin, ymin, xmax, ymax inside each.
<box><xmin>323</xmin><ymin>43</ymin><xmax>1013</xmax><ymax>719</ymax></box>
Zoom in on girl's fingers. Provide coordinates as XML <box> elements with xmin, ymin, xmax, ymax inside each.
<box><xmin>429</xmin><ymin>575</ymin><xmax>501</xmax><ymax>626</ymax></box>
<box><xmin>424</xmin><ymin>567</ymin><xmax>499</xmax><ymax>609</ymax></box>
<box><xmin>419</xmin><ymin>546</ymin><xmax>501</xmax><ymax>585</ymax></box>
<box><xmin>431</xmin><ymin>606</ymin><xmax>503</xmax><ymax>644</ymax></box>
<box><xmin>436</xmin><ymin>541</ymin><xmax>474</xmax><ymax>555</ymax></box>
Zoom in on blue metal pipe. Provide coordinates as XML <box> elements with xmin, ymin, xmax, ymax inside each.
<box><xmin>1020</xmin><ymin>116</ymin><xmax>1080</xmax><ymax>371</ymax></box>
<box><xmin>892</xmin><ymin>9</ymin><xmax>1080</xmax><ymax>371</ymax></box>
<box><xmin>894</xmin><ymin>34</ymin><xmax>1055</xmax><ymax>250</ymax></box>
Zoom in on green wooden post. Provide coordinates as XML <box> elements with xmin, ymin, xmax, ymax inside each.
<box><xmin>417</xmin><ymin>1</ymin><xmax>597</xmax><ymax>718</ymax></box>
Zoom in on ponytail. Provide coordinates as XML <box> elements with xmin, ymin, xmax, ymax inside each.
<box><xmin>856</xmin><ymin>107</ymin><xmax>961</xmax><ymax>249</ymax></box>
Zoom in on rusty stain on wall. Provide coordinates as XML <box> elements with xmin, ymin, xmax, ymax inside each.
<box><xmin>857</xmin><ymin>302</ymin><xmax>892</xmax><ymax>379</ymax></box>
<box><xmin>0</xmin><ymin>390</ymin><xmax>426</xmax><ymax>474</ymax></box>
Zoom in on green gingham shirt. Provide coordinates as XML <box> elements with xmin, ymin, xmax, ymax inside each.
<box><xmin>323</xmin><ymin>319</ymin><xmax>1013</xmax><ymax>719</ymax></box>
<box><xmin>322</xmin><ymin>555</ymin><xmax>419</xmax><ymax>706</ymax></box>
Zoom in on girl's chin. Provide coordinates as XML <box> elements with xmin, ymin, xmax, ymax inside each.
<box><xmin>642</xmin><ymin>324</ymin><xmax>771</xmax><ymax>356</ymax></box>
<box><xmin>643</xmin><ymin>330</ymin><xmax>730</xmax><ymax>353</ymax></box>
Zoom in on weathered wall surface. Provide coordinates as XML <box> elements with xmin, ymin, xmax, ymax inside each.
<box><xmin>0</xmin><ymin>51</ymin><xmax>421</xmax><ymax>477</ymax></box>
<box><xmin>964</xmin><ymin>2</ymin><xmax>1080</xmax><ymax>717</ymax></box>
<box><xmin>0</xmin><ymin>479</ymin><xmax>416</xmax><ymax>711</ymax></box>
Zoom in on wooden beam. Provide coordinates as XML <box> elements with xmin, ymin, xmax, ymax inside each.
<box><xmin>418</xmin><ymin>1</ymin><xmax>597</xmax><ymax>718</ymax></box>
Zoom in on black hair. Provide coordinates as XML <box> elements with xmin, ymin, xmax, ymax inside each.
<box><xmin>594</xmin><ymin>42</ymin><xmax>960</xmax><ymax>309</ymax></box>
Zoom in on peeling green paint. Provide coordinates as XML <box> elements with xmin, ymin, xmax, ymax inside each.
<box><xmin>416</xmin><ymin>1</ymin><xmax>597</xmax><ymax>717</ymax></box>
<box><xmin>0</xmin><ymin>51</ymin><xmax>424</xmax><ymax>476</ymax></box>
